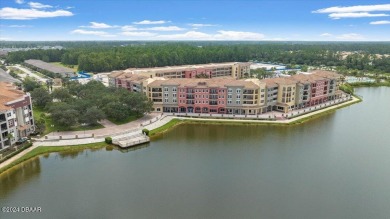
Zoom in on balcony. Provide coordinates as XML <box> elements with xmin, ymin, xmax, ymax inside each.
<box><xmin>186</xmin><ymin>95</ymin><xmax>194</xmax><ymax>99</ymax></box>
<box><xmin>243</xmin><ymin>90</ymin><xmax>254</xmax><ymax>94</ymax></box>
<box><xmin>152</xmin><ymin>94</ymin><xmax>162</xmax><ymax>98</ymax></box>
<box><xmin>152</xmin><ymin>88</ymin><xmax>162</xmax><ymax>92</ymax></box>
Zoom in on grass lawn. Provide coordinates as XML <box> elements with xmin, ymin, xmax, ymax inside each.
<box><xmin>7</xmin><ymin>67</ymin><xmax>25</xmax><ymax>74</ymax></box>
<box><xmin>149</xmin><ymin>119</ymin><xmax>183</xmax><ymax>136</ymax></box>
<box><xmin>33</xmin><ymin>106</ymin><xmax>104</xmax><ymax>135</ymax></box>
<box><xmin>51</xmin><ymin>62</ymin><xmax>79</xmax><ymax>72</ymax></box>
<box><xmin>109</xmin><ymin>115</ymin><xmax>141</xmax><ymax>125</ymax></box>
<box><xmin>0</xmin><ymin>142</ymin><xmax>109</xmax><ymax>174</ymax></box>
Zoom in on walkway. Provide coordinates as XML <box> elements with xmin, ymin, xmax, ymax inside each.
<box><xmin>0</xmin><ymin>145</ymin><xmax>38</xmax><ymax>170</ymax></box>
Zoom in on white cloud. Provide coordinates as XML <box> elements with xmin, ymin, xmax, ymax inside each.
<box><xmin>189</xmin><ymin>23</ymin><xmax>217</xmax><ymax>27</ymax></box>
<box><xmin>143</xmin><ymin>26</ymin><xmax>184</xmax><ymax>31</ymax></box>
<box><xmin>0</xmin><ymin>7</ymin><xmax>73</xmax><ymax>20</ymax></box>
<box><xmin>71</xmin><ymin>29</ymin><xmax>116</xmax><ymax>37</ymax></box>
<box><xmin>121</xmin><ymin>31</ymin><xmax>156</xmax><ymax>37</ymax></box>
<box><xmin>156</xmin><ymin>31</ymin><xmax>211</xmax><ymax>40</ymax></box>
<box><xmin>15</xmin><ymin>0</ymin><xmax>24</xmax><ymax>4</ymax></box>
<box><xmin>28</xmin><ymin>2</ymin><xmax>52</xmax><ymax>9</ymax></box>
<box><xmin>81</xmin><ymin>22</ymin><xmax>118</xmax><ymax>29</ymax></box>
<box><xmin>329</xmin><ymin>12</ymin><xmax>389</xmax><ymax>19</ymax></box>
<box><xmin>8</xmin><ymin>24</ymin><xmax>32</xmax><ymax>28</ymax></box>
<box><xmin>133</xmin><ymin>20</ymin><xmax>170</xmax><ymax>25</ymax></box>
<box><xmin>336</xmin><ymin>33</ymin><xmax>365</xmax><ymax>40</ymax></box>
<box><xmin>320</xmin><ymin>33</ymin><xmax>333</xmax><ymax>37</ymax></box>
<box><xmin>121</xmin><ymin>25</ymin><xmax>138</xmax><ymax>31</ymax></box>
<box><xmin>370</xmin><ymin>20</ymin><xmax>390</xmax><ymax>25</ymax></box>
<box><xmin>155</xmin><ymin>30</ymin><xmax>265</xmax><ymax>40</ymax></box>
<box><xmin>214</xmin><ymin>30</ymin><xmax>265</xmax><ymax>40</ymax></box>
<box><xmin>313</xmin><ymin>4</ymin><xmax>390</xmax><ymax>14</ymax></box>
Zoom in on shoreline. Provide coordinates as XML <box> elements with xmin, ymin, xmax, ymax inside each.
<box><xmin>148</xmin><ymin>96</ymin><xmax>361</xmax><ymax>137</ymax></box>
<box><xmin>0</xmin><ymin>142</ymin><xmax>109</xmax><ymax>174</ymax></box>
<box><xmin>0</xmin><ymin>95</ymin><xmax>361</xmax><ymax>174</ymax></box>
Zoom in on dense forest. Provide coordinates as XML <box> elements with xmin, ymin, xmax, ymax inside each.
<box><xmin>2</xmin><ymin>42</ymin><xmax>390</xmax><ymax>73</ymax></box>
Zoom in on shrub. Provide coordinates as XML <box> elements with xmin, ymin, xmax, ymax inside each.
<box><xmin>142</xmin><ymin>128</ymin><xmax>149</xmax><ymax>136</ymax></box>
<box><xmin>105</xmin><ymin>137</ymin><xmax>112</xmax><ymax>144</ymax></box>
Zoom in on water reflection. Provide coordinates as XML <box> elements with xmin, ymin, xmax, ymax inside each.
<box><xmin>0</xmin><ymin>157</ymin><xmax>41</xmax><ymax>198</ymax></box>
<box><xmin>116</xmin><ymin>143</ymin><xmax>150</xmax><ymax>153</ymax></box>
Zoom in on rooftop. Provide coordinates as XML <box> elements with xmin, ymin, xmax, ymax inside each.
<box><xmin>149</xmin><ymin>77</ymin><xmax>261</xmax><ymax>89</ymax></box>
<box><xmin>24</xmin><ymin>59</ymin><xmax>74</xmax><ymax>74</ymax></box>
<box><xmin>125</xmin><ymin>62</ymin><xmax>250</xmax><ymax>74</ymax></box>
<box><xmin>0</xmin><ymin>82</ymin><xmax>26</xmax><ymax>110</ymax></box>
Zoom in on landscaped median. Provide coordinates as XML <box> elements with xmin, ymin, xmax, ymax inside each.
<box><xmin>0</xmin><ymin>142</ymin><xmax>109</xmax><ymax>174</ymax></box>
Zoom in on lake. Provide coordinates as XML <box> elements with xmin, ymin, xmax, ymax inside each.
<box><xmin>1</xmin><ymin>87</ymin><xmax>390</xmax><ymax>219</ymax></box>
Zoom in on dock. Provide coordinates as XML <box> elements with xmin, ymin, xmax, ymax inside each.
<box><xmin>112</xmin><ymin>132</ymin><xmax>150</xmax><ymax>149</ymax></box>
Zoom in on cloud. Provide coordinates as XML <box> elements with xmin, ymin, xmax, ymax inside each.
<box><xmin>81</xmin><ymin>22</ymin><xmax>118</xmax><ymax>29</ymax></box>
<box><xmin>320</xmin><ymin>33</ymin><xmax>333</xmax><ymax>37</ymax></box>
<box><xmin>8</xmin><ymin>24</ymin><xmax>32</xmax><ymax>28</ymax></box>
<box><xmin>329</xmin><ymin>12</ymin><xmax>389</xmax><ymax>19</ymax></box>
<box><xmin>0</xmin><ymin>7</ymin><xmax>73</xmax><ymax>20</ymax></box>
<box><xmin>15</xmin><ymin>0</ymin><xmax>24</xmax><ymax>4</ymax></box>
<box><xmin>121</xmin><ymin>31</ymin><xmax>156</xmax><ymax>37</ymax></box>
<box><xmin>370</xmin><ymin>20</ymin><xmax>390</xmax><ymax>25</ymax></box>
<box><xmin>155</xmin><ymin>30</ymin><xmax>265</xmax><ymax>40</ymax></box>
<box><xmin>121</xmin><ymin>25</ymin><xmax>138</xmax><ymax>31</ymax></box>
<box><xmin>156</xmin><ymin>31</ymin><xmax>211</xmax><ymax>40</ymax></box>
<box><xmin>133</xmin><ymin>20</ymin><xmax>170</xmax><ymax>25</ymax></box>
<box><xmin>336</xmin><ymin>33</ymin><xmax>365</xmax><ymax>40</ymax></box>
<box><xmin>71</xmin><ymin>29</ymin><xmax>116</xmax><ymax>37</ymax></box>
<box><xmin>28</xmin><ymin>2</ymin><xmax>52</xmax><ymax>9</ymax></box>
<box><xmin>313</xmin><ymin>4</ymin><xmax>390</xmax><ymax>19</ymax></box>
<box><xmin>143</xmin><ymin>26</ymin><xmax>184</xmax><ymax>31</ymax></box>
<box><xmin>313</xmin><ymin>4</ymin><xmax>390</xmax><ymax>14</ymax></box>
<box><xmin>189</xmin><ymin>23</ymin><xmax>217</xmax><ymax>27</ymax></box>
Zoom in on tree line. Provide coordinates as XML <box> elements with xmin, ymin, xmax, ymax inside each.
<box><xmin>4</xmin><ymin>42</ymin><xmax>390</xmax><ymax>73</ymax></box>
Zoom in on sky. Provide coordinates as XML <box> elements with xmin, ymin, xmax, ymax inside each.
<box><xmin>0</xmin><ymin>0</ymin><xmax>390</xmax><ymax>41</ymax></box>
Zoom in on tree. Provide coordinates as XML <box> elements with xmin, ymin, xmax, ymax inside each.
<box><xmin>49</xmin><ymin>103</ymin><xmax>79</xmax><ymax>127</ymax></box>
<box><xmin>103</xmin><ymin>102</ymin><xmax>129</xmax><ymax>121</ymax></box>
<box><xmin>79</xmin><ymin>106</ymin><xmax>105</xmax><ymax>125</ymax></box>
<box><xmin>301</xmin><ymin>65</ymin><xmax>308</xmax><ymax>72</ymax></box>
<box><xmin>35</xmin><ymin>118</ymin><xmax>46</xmax><ymax>134</ymax></box>
<box><xmin>51</xmin><ymin>88</ymin><xmax>72</xmax><ymax>102</ymax></box>
<box><xmin>23</xmin><ymin>77</ymin><xmax>40</xmax><ymax>92</ymax></box>
<box><xmin>31</xmin><ymin>88</ymin><xmax>52</xmax><ymax>107</ymax></box>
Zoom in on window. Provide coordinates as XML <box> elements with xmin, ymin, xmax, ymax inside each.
<box><xmin>173</xmin><ymin>93</ymin><xmax>177</xmax><ymax>98</ymax></box>
<box><xmin>173</xmin><ymin>99</ymin><xmax>177</xmax><ymax>103</ymax></box>
<box><xmin>236</xmin><ymin>100</ymin><xmax>241</xmax><ymax>104</ymax></box>
<box><xmin>236</xmin><ymin>94</ymin><xmax>241</xmax><ymax>99</ymax></box>
<box><xmin>261</xmin><ymin>89</ymin><xmax>265</xmax><ymax>92</ymax></box>
<box><xmin>172</xmin><ymin>87</ymin><xmax>177</xmax><ymax>92</ymax></box>
<box><xmin>164</xmin><ymin>93</ymin><xmax>169</xmax><ymax>97</ymax></box>
<box><xmin>164</xmin><ymin>98</ymin><xmax>168</xmax><ymax>102</ymax></box>
<box><xmin>7</xmin><ymin>112</ymin><xmax>12</xmax><ymax>117</ymax></box>
<box><xmin>164</xmin><ymin>87</ymin><xmax>169</xmax><ymax>92</ymax></box>
<box><xmin>228</xmin><ymin>100</ymin><xmax>232</xmax><ymax>104</ymax></box>
<box><xmin>228</xmin><ymin>94</ymin><xmax>232</xmax><ymax>99</ymax></box>
<box><xmin>236</xmin><ymin>89</ymin><xmax>241</xmax><ymax>94</ymax></box>
<box><xmin>228</xmin><ymin>88</ymin><xmax>233</xmax><ymax>93</ymax></box>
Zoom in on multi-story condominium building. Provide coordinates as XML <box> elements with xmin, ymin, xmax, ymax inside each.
<box><xmin>109</xmin><ymin>69</ymin><xmax>343</xmax><ymax>114</ymax></box>
<box><xmin>0</xmin><ymin>82</ymin><xmax>35</xmax><ymax>151</ymax></box>
<box><xmin>108</xmin><ymin>62</ymin><xmax>251</xmax><ymax>82</ymax></box>
<box><xmin>147</xmin><ymin>78</ymin><xmax>267</xmax><ymax>115</ymax></box>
